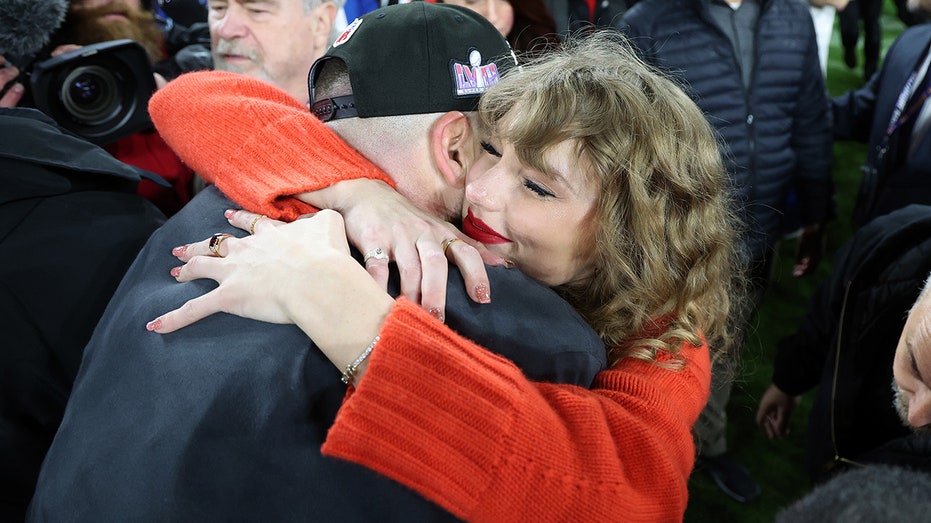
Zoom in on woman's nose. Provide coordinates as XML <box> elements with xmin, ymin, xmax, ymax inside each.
<box><xmin>465</xmin><ymin>167</ymin><xmax>503</xmax><ymax>211</ymax></box>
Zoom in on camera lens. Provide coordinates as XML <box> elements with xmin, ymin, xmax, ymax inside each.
<box><xmin>60</xmin><ymin>65</ymin><xmax>121</xmax><ymax>125</ymax></box>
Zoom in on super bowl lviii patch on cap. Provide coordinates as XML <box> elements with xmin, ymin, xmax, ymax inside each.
<box><xmin>453</xmin><ymin>49</ymin><xmax>501</xmax><ymax>97</ymax></box>
<box><xmin>309</xmin><ymin>2</ymin><xmax>516</xmax><ymax>120</ymax></box>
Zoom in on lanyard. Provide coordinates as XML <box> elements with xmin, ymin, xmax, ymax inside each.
<box><xmin>885</xmin><ymin>72</ymin><xmax>931</xmax><ymax>137</ymax></box>
<box><xmin>879</xmin><ymin>59</ymin><xmax>931</xmax><ymax>160</ymax></box>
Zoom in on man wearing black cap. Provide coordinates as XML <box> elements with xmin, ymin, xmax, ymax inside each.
<box><xmin>27</xmin><ymin>4</ymin><xmax>604</xmax><ymax>520</ymax></box>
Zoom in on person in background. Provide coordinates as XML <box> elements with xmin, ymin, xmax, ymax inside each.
<box><xmin>1</xmin><ymin>0</ymin><xmax>212</xmax><ymax>216</ymax></box>
<box><xmin>837</xmin><ymin>0</ymin><xmax>883</xmax><ymax>81</ymax></box>
<box><xmin>621</xmin><ymin>0</ymin><xmax>835</xmax><ymax>503</ymax></box>
<box><xmin>893</xmin><ymin>0</ymin><xmax>930</xmax><ymax>26</ymax></box>
<box><xmin>0</xmin><ymin>107</ymin><xmax>166</xmax><ymax>521</ymax></box>
<box><xmin>438</xmin><ymin>0</ymin><xmax>561</xmax><ymax>51</ymax></box>
<box><xmin>893</xmin><ymin>271</ymin><xmax>931</xmax><ymax>431</ymax></box>
<box><xmin>545</xmin><ymin>0</ymin><xmax>637</xmax><ymax>36</ymax></box>
<box><xmin>756</xmin><ymin>204</ymin><xmax>931</xmax><ymax>483</ymax></box>
<box><xmin>208</xmin><ymin>0</ymin><xmax>342</xmax><ymax>106</ymax></box>
<box><xmin>809</xmin><ymin>0</ymin><xmax>850</xmax><ymax>76</ymax></box>
<box><xmin>157</xmin><ymin>0</ymin><xmax>209</xmax><ymax>27</ymax></box>
<box><xmin>834</xmin><ymin>0</ymin><xmax>931</xmax><ymax>228</ymax></box>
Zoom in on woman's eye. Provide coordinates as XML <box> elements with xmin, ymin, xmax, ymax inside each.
<box><xmin>480</xmin><ymin>141</ymin><xmax>501</xmax><ymax>157</ymax></box>
<box><xmin>523</xmin><ymin>179</ymin><xmax>555</xmax><ymax>198</ymax></box>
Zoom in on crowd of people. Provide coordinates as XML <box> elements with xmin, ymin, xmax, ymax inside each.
<box><xmin>3</xmin><ymin>0</ymin><xmax>931</xmax><ymax>520</ymax></box>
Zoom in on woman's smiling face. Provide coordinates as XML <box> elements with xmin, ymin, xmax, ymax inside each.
<box><xmin>461</xmin><ymin>136</ymin><xmax>599</xmax><ymax>287</ymax></box>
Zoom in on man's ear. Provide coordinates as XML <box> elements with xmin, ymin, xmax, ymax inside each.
<box><xmin>310</xmin><ymin>2</ymin><xmax>338</xmax><ymax>56</ymax></box>
<box><xmin>431</xmin><ymin>111</ymin><xmax>476</xmax><ymax>188</ymax></box>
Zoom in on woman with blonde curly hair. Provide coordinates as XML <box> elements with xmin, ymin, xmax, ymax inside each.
<box><xmin>149</xmin><ymin>31</ymin><xmax>742</xmax><ymax>521</ymax></box>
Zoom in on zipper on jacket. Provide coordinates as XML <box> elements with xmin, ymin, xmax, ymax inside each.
<box><xmin>825</xmin><ymin>279</ymin><xmax>864</xmax><ymax>476</ymax></box>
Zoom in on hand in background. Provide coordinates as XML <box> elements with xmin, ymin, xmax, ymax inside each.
<box><xmin>756</xmin><ymin>383</ymin><xmax>801</xmax><ymax>439</ymax></box>
<box><xmin>793</xmin><ymin>223</ymin><xmax>825</xmax><ymax>277</ymax></box>
<box><xmin>0</xmin><ymin>56</ymin><xmax>24</xmax><ymax>108</ymax></box>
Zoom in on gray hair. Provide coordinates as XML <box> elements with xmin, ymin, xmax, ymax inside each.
<box><xmin>776</xmin><ymin>465</ymin><xmax>931</xmax><ymax>522</ymax></box>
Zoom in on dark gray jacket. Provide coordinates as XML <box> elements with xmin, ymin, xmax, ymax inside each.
<box><xmin>28</xmin><ymin>186</ymin><xmax>605</xmax><ymax>521</ymax></box>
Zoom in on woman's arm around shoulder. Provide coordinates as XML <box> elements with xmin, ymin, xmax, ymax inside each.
<box><xmin>149</xmin><ymin>70</ymin><xmax>393</xmax><ymax>221</ymax></box>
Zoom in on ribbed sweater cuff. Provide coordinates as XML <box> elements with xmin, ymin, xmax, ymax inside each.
<box><xmin>321</xmin><ymin>298</ymin><xmax>525</xmax><ymax>518</ymax></box>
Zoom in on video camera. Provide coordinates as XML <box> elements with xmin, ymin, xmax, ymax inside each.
<box><xmin>6</xmin><ymin>39</ymin><xmax>155</xmax><ymax>145</ymax></box>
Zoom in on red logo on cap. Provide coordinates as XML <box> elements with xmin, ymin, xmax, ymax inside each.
<box><xmin>334</xmin><ymin>18</ymin><xmax>362</xmax><ymax>48</ymax></box>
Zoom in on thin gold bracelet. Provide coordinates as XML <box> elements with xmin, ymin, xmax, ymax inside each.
<box><xmin>341</xmin><ymin>335</ymin><xmax>380</xmax><ymax>385</ymax></box>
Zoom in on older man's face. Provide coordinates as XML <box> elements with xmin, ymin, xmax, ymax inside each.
<box><xmin>893</xmin><ymin>290</ymin><xmax>931</xmax><ymax>432</ymax></box>
<box><xmin>208</xmin><ymin>0</ymin><xmax>335</xmax><ymax>104</ymax></box>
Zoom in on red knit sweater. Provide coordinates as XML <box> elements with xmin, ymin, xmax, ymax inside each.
<box><xmin>150</xmin><ymin>71</ymin><xmax>711</xmax><ymax>522</ymax></box>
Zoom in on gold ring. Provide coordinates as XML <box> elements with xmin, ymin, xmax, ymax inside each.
<box><xmin>363</xmin><ymin>247</ymin><xmax>389</xmax><ymax>264</ymax></box>
<box><xmin>441</xmin><ymin>238</ymin><xmax>463</xmax><ymax>255</ymax></box>
<box><xmin>249</xmin><ymin>214</ymin><xmax>267</xmax><ymax>235</ymax></box>
<box><xmin>208</xmin><ymin>233</ymin><xmax>234</xmax><ymax>257</ymax></box>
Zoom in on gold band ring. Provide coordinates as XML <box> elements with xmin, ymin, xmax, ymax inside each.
<box><xmin>208</xmin><ymin>233</ymin><xmax>234</xmax><ymax>257</ymax></box>
<box><xmin>363</xmin><ymin>247</ymin><xmax>389</xmax><ymax>264</ymax></box>
<box><xmin>441</xmin><ymin>238</ymin><xmax>463</xmax><ymax>255</ymax></box>
<box><xmin>248</xmin><ymin>214</ymin><xmax>267</xmax><ymax>235</ymax></box>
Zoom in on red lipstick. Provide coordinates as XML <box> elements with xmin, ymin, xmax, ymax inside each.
<box><xmin>463</xmin><ymin>209</ymin><xmax>512</xmax><ymax>244</ymax></box>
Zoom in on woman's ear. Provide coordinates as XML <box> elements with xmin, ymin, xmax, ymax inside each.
<box><xmin>431</xmin><ymin>111</ymin><xmax>476</xmax><ymax>188</ymax></box>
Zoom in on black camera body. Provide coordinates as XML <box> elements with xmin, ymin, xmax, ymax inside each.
<box><xmin>29</xmin><ymin>39</ymin><xmax>155</xmax><ymax>145</ymax></box>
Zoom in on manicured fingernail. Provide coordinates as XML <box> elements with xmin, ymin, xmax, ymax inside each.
<box><xmin>503</xmin><ymin>259</ymin><xmax>515</xmax><ymax>269</ymax></box>
<box><xmin>428</xmin><ymin>307</ymin><xmax>445</xmax><ymax>323</ymax></box>
<box><xmin>172</xmin><ymin>245</ymin><xmax>187</xmax><ymax>257</ymax></box>
<box><xmin>170</xmin><ymin>266</ymin><xmax>181</xmax><ymax>278</ymax></box>
<box><xmin>146</xmin><ymin>318</ymin><xmax>162</xmax><ymax>332</ymax></box>
<box><xmin>475</xmin><ymin>283</ymin><xmax>490</xmax><ymax>304</ymax></box>
<box><xmin>224</xmin><ymin>209</ymin><xmax>236</xmax><ymax>219</ymax></box>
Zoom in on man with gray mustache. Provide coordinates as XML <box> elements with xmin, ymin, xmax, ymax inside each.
<box><xmin>208</xmin><ymin>0</ymin><xmax>342</xmax><ymax>105</ymax></box>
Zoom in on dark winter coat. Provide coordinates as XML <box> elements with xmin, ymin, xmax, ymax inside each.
<box><xmin>621</xmin><ymin>0</ymin><xmax>834</xmax><ymax>260</ymax></box>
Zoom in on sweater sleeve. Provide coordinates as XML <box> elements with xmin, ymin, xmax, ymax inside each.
<box><xmin>148</xmin><ymin>71</ymin><xmax>395</xmax><ymax>221</ymax></box>
<box><xmin>322</xmin><ymin>298</ymin><xmax>711</xmax><ymax>522</ymax></box>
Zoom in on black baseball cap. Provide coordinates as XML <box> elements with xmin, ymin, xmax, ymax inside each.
<box><xmin>309</xmin><ymin>2</ymin><xmax>517</xmax><ymax>122</ymax></box>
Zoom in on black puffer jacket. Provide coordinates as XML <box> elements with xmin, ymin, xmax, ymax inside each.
<box><xmin>621</xmin><ymin>0</ymin><xmax>834</xmax><ymax>260</ymax></box>
<box><xmin>772</xmin><ymin>205</ymin><xmax>931</xmax><ymax>482</ymax></box>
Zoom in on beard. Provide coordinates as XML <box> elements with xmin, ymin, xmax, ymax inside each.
<box><xmin>55</xmin><ymin>2</ymin><xmax>165</xmax><ymax>64</ymax></box>
<box><xmin>892</xmin><ymin>378</ymin><xmax>931</xmax><ymax>434</ymax></box>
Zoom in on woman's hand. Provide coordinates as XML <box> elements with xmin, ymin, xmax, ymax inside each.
<box><xmin>147</xmin><ymin>209</ymin><xmax>389</xmax><ymax>338</ymax></box>
<box><xmin>300</xmin><ymin>179</ymin><xmax>500</xmax><ymax>322</ymax></box>
<box><xmin>148</xmin><ymin>209</ymin><xmax>394</xmax><ymax>380</ymax></box>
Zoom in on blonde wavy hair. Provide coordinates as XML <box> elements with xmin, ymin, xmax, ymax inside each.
<box><xmin>479</xmin><ymin>32</ymin><xmax>744</xmax><ymax>367</ymax></box>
